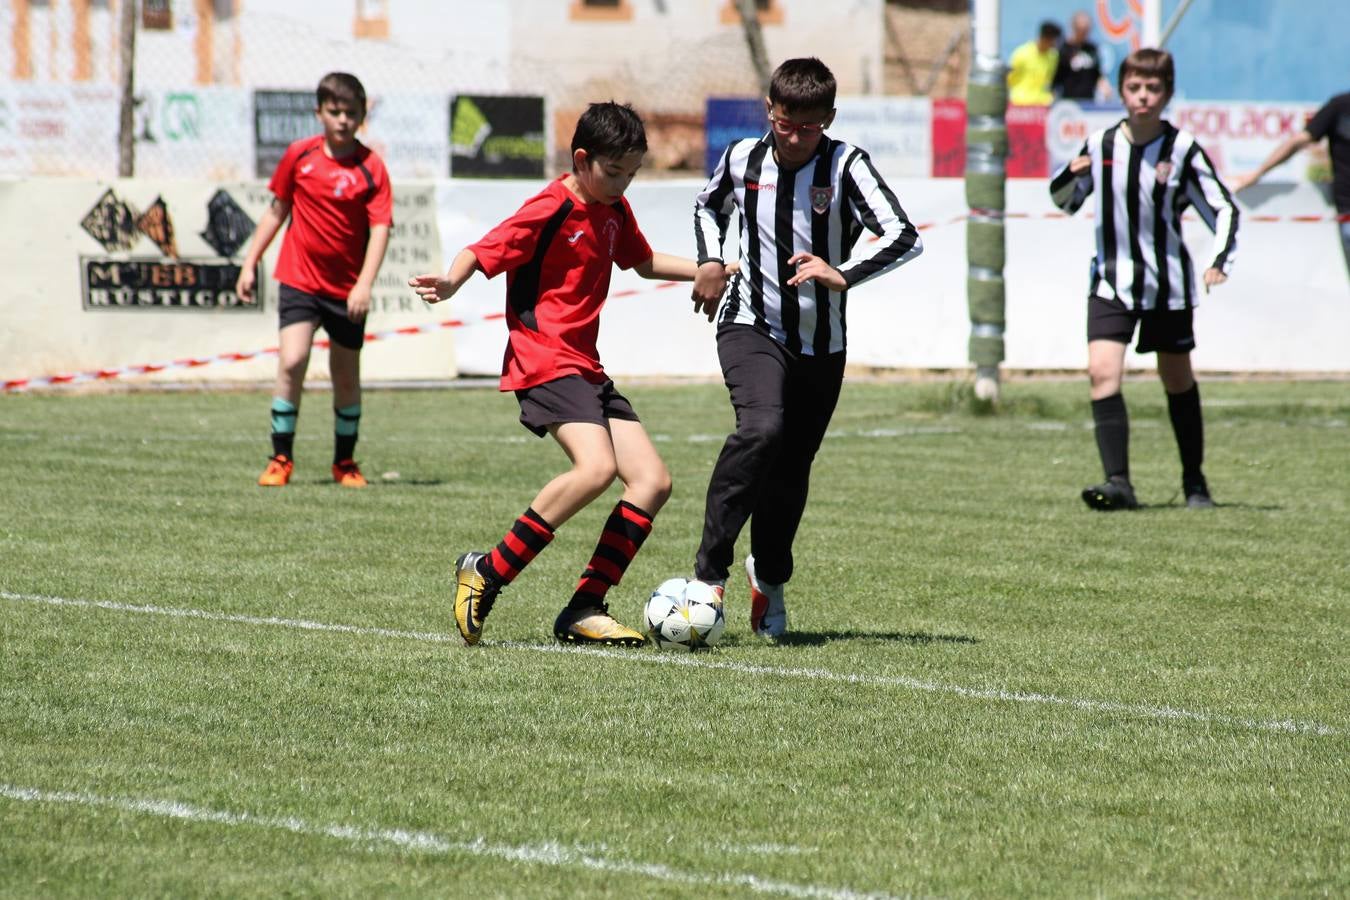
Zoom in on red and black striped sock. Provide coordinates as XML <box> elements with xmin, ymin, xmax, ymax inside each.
<box><xmin>568</xmin><ymin>500</ymin><xmax>654</xmax><ymax>610</ymax></box>
<box><xmin>479</xmin><ymin>507</ymin><xmax>555</xmax><ymax>585</ymax></box>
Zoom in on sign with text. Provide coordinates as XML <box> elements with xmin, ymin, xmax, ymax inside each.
<box><xmin>82</xmin><ymin>258</ymin><xmax>252</xmax><ymax>310</ymax></box>
<box><xmin>253</xmin><ymin>90</ymin><xmax>319</xmax><ymax>178</ymax></box>
<box><xmin>1047</xmin><ymin>100</ymin><xmax>1318</xmax><ymax>179</ymax></box>
<box><xmin>830</xmin><ymin>97</ymin><xmax>932</xmax><ymax>179</ymax></box>
<box><xmin>449</xmin><ymin>95</ymin><xmax>546</xmax><ymax>178</ymax></box>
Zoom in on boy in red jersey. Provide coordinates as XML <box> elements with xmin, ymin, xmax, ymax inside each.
<box><xmin>237</xmin><ymin>72</ymin><xmax>393</xmax><ymax>488</ymax></box>
<box><xmin>410</xmin><ymin>101</ymin><xmax>716</xmax><ymax>646</ymax></box>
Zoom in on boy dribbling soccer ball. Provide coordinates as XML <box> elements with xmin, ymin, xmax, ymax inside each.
<box><xmin>410</xmin><ymin>102</ymin><xmax>720</xmax><ymax>647</ymax></box>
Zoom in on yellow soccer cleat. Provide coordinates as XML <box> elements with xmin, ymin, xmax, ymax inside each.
<box><xmin>453</xmin><ymin>551</ymin><xmax>501</xmax><ymax>646</ymax></box>
<box><xmin>257</xmin><ymin>454</ymin><xmax>294</xmax><ymax>487</ymax></box>
<box><xmin>553</xmin><ymin>603</ymin><xmax>647</xmax><ymax>647</ymax></box>
<box><xmin>332</xmin><ymin>458</ymin><xmax>368</xmax><ymax>488</ymax></box>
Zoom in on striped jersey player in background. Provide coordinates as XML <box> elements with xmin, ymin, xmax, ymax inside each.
<box><xmin>689</xmin><ymin>57</ymin><xmax>923</xmax><ymax>639</ymax></box>
<box><xmin>1051</xmin><ymin>48</ymin><xmax>1238</xmax><ymax>512</ymax></box>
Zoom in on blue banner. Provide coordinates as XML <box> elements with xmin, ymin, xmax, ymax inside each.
<box><xmin>704</xmin><ymin>97</ymin><xmax>764</xmax><ymax>176</ymax></box>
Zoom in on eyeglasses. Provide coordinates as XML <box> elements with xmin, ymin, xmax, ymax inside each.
<box><xmin>768</xmin><ymin>115</ymin><xmax>827</xmax><ymax>137</ymax></box>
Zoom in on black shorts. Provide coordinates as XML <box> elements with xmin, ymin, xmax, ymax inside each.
<box><xmin>278</xmin><ymin>283</ymin><xmax>366</xmax><ymax>350</ymax></box>
<box><xmin>514</xmin><ymin>375</ymin><xmax>640</xmax><ymax>438</ymax></box>
<box><xmin>1087</xmin><ymin>295</ymin><xmax>1196</xmax><ymax>354</ymax></box>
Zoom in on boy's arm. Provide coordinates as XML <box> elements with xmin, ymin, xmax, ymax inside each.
<box><xmin>409</xmin><ymin>247</ymin><xmax>481</xmax><ymax>304</ymax></box>
<box><xmin>345</xmin><ymin>223</ymin><xmax>391</xmax><ymax>321</ymax></box>
<box><xmin>1182</xmin><ymin>144</ymin><xmax>1239</xmax><ymax>283</ymax></box>
<box><xmin>1230</xmin><ymin>130</ymin><xmax>1314</xmax><ymax>193</ymax></box>
<box><xmin>692</xmin><ymin>145</ymin><xmax>739</xmax><ymax>318</ymax></box>
<box><xmin>634</xmin><ymin>252</ymin><xmax>697</xmax><ymax>282</ymax></box>
<box><xmin>235</xmin><ymin>197</ymin><xmax>291</xmax><ymax>304</ymax></box>
<box><xmin>1049</xmin><ymin>141</ymin><xmax>1093</xmax><ymax>213</ymax></box>
<box><xmin>831</xmin><ymin>152</ymin><xmax>923</xmax><ymax>290</ymax></box>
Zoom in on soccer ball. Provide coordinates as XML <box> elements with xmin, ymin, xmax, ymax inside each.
<box><xmin>644</xmin><ymin>577</ymin><xmax>726</xmax><ymax>652</ymax></box>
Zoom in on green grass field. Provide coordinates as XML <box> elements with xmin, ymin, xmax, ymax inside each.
<box><xmin>2</xmin><ymin>379</ymin><xmax>1347</xmax><ymax>898</ymax></box>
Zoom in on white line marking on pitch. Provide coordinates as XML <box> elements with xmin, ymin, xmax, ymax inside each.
<box><xmin>0</xmin><ymin>785</ymin><xmax>880</xmax><ymax>900</ymax></box>
<box><xmin>1</xmin><ymin>591</ymin><xmax>1337</xmax><ymax>737</ymax></box>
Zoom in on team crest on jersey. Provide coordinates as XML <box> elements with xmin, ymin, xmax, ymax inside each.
<box><xmin>603</xmin><ymin>218</ymin><xmax>620</xmax><ymax>257</ymax></box>
<box><xmin>1155</xmin><ymin>160</ymin><xmax>1173</xmax><ymax>181</ymax></box>
<box><xmin>809</xmin><ymin>185</ymin><xmax>833</xmax><ymax>214</ymax></box>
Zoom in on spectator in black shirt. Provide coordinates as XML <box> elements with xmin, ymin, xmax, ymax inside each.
<box><xmin>1053</xmin><ymin>10</ymin><xmax>1112</xmax><ymax>101</ymax></box>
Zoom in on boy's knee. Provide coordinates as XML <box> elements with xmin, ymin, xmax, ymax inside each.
<box><xmin>576</xmin><ymin>458</ymin><xmax>618</xmax><ymax>495</ymax></box>
<box><xmin>736</xmin><ymin>408</ymin><xmax>786</xmax><ymax>450</ymax></box>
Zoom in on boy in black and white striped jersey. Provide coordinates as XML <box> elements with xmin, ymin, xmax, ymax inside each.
<box><xmin>1050</xmin><ymin>48</ymin><xmax>1238</xmax><ymax>511</ymax></box>
<box><xmin>689</xmin><ymin>57</ymin><xmax>923</xmax><ymax>638</ymax></box>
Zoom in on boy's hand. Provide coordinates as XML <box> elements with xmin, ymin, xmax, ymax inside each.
<box><xmin>1202</xmin><ymin>267</ymin><xmax>1227</xmax><ymax>293</ymax></box>
<box><xmin>235</xmin><ymin>266</ymin><xmax>257</xmax><ymax>305</ymax></box>
<box><xmin>785</xmin><ymin>253</ymin><xmax>846</xmax><ymax>291</ymax></box>
<box><xmin>347</xmin><ymin>284</ymin><xmax>372</xmax><ymax>321</ymax></box>
<box><xmin>1229</xmin><ymin>172</ymin><xmax>1258</xmax><ymax>193</ymax></box>
<box><xmin>692</xmin><ymin>261</ymin><xmax>727</xmax><ymax>322</ymax></box>
<box><xmin>408</xmin><ymin>273</ymin><xmax>456</xmax><ymax>304</ymax></box>
<box><xmin>1069</xmin><ymin>155</ymin><xmax>1092</xmax><ymax>175</ymax></box>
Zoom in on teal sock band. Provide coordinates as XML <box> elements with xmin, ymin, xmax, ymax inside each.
<box><xmin>334</xmin><ymin>403</ymin><xmax>361</xmax><ymax>437</ymax></box>
<box><xmin>270</xmin><ymin>397</ymin><xmax>298</xmax><ymax>434</ymax></box>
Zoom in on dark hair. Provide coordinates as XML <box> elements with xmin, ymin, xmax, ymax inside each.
<box><xmin>1039</xmin><ymin>20</ymin><xmax>1063</xmax><ymax>41</ymax></box>
<box><xmin>1118</xmin><ymin>48</ymin><xmax>1175</xmax><ymax>96</ymax></box>
<box><xmin>768</xmin><ymin>57</ymin><xmax>836</xmax><ymax>114</ymax></box>
<box><xmin>570</xmin><ymin>101</ymin><xmax>647</xmax><ymax>164</ymax></box>
<box><xmin>316</xmin><ymin>72</ymin><xmax>367</xmax><ymax>117</ymax></box>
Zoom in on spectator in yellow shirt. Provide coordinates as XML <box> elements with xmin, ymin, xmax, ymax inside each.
<box><xmin>1008</xmin><ymin>21</ymin><xmax>1062</xmax><ymax>106</ymax></box>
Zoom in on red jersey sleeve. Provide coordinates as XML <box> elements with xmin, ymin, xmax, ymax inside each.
<box><xmin>267</xmin><ymin>138</ymin><xmax>307</xmax><ymax>203</ymax></box>
<box><xmin>469</xmin><ymin>192</ymin><xmax>567</xmax><ymax>279</ymax></box>
<box><xmin>364</xmin><ymin>153</ymin><xmax>394</xmax><ymax>227</ymax></box>
<box><xmin>613</xmin><ymin>198</ymin><xmax>653</xmax><ymax>271</ymax></box>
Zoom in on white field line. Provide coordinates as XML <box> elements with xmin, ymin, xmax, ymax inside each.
<box><xmin>0</xmin><ymin>785</ymin><xmax>883</xmax><ymax>900</ymax></box>
<box><xmin>1</xmin><ymin>590</ymin><xmax>1337</xmax><ymax>738</ymax></box>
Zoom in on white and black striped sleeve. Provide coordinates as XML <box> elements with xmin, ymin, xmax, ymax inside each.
<box><xmin>836</xmin><ymin>151</ymin><xmax>923</xmax><ymax>289</ymax></box>
<box><xmin>1049</xmin><ymin>140</ymin><xmax>1093</xmax><ymax>213</ymax></box>
<box><xmin>1181</xmin><ymin>143</ymin><xmax>1239</xmax><ymax>274</ymax></box>
<box><xmin>693</xmin><ymin>144</ymin><xmax>738</xmax><ymax>266</ymax></box>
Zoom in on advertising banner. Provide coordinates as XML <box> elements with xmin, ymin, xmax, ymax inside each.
<box><xmin>0</xmin><ymin>83</ymin><xmax>119</xmax><ymax>176</ymax></box>
<box><xmin>2</xmin><ymin>178</ymin><xmax>449</xmax><ymax>385</ymax></box>
<box><xmin>931</xmin><ymin>99</ymin><xmax>966</xmax><ymax>177</ymax></box>
<box><xmin>704</xmin><ymin>97</ymin><xmax>763</xmax><ymax>175</ymax></box>
<box><xmin>363</xmin><ymin>93</ymin><xmax>449</xmax><ymax>179</ymax></box>
<box><xmin>449</xmin><ymin>95</ymin><xmax>546</xmax><ymax>179</ymax></box>
<box><xmin>1046</xmin><ymin>100</ymin><xmax>1319</xmax><ymax>180</ymax></box>
<box><xmin>135</xmin><ymin>87</ymin><xmax>252</xmax><ymax>179</ymax></box>
<box><xmin>253</xmin><ymin>90</ymin><xmax>319</xmax><ymax>178</ymax></box>
<box><xmin>830</xmin><ymin>97</ymin><xmax>932</xmax><ymax>180</ymax></box>
<box><xmin>929</xmin><ymin>100</ymin><xmax>1049</xmax><ymax>178</ymax></box>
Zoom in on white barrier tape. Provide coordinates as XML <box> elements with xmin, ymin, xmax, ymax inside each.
<box><xmin>3</xmin><ymin>282</ymin><xmax>684</xmax><ymax>392</ymax></box>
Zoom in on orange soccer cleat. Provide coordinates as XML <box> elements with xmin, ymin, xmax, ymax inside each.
<box><xmin>331</xmin><ymin>458</ymin><xmax>368</xmax><ymax>488</ymax></box>
<box><xmin>258</xmin><ymin>454</ymin><xmax>294</xmax><ymax>487</ymax></box>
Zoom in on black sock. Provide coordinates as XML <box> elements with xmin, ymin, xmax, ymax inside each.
<box><xmin>1167</xmin><ymin>383</ymin><xmax>1205</xmax><ymax>486</ymax></box>
<box><xmin>334</xmin><ymin>434</ymin><xmax>357</xmax><ymax>464</ymax></box>
<box><xmin>1091</xmin><ymin>393</ymin><xmax>1130</xmax><ymax>481</ymax></box>
<box><xmin>271</xmin><ymin>432</ymin><xmax>295</xmax><ymax>459</ymax></box>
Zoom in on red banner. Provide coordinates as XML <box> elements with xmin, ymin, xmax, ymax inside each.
<box><xmin>930</xmin><ymin>100</ymin><xmax>1049</xmax><ymax>179</ymax></box>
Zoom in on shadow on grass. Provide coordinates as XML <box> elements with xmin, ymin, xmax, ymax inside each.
<box><xmin>771</xmin><ymin>630</ymin><xmax>979</xmax><ymax>647</ymax></box>
<box><xmin>300</xmin><ymin>478</ymin><xmax>447</xmax><ymax>487</ymax></box>
<box><xmin>1122</xmin><ymin>500</ymin><xmax>1285</xmax><ymax>512</ymax></box>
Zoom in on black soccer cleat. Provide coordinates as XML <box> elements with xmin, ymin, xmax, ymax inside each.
<box><xmin>1184</xmin><ymin>478</ymin><xmax>1215</xmax><ymax>510</ymax></box>
<box><xmin>1081</xmin><ymin>477</ymin><xmax>1139</xmax><ymax>511</ymax></box>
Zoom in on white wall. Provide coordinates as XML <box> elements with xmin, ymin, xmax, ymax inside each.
<box><xmin>439</xmin><ymin>178</ymin><xmax>1350</xmax><ymax>378</ymax></box>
